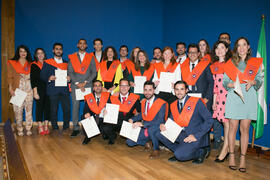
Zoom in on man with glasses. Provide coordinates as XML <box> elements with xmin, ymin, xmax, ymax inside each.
<box><xmin>103</xmin><ymin>78</ymin><xmax>141</xmax><ymax>145</ymax></box>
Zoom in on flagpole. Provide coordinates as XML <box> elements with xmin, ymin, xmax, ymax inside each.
<box><xmin>251</xmin><ymin>14</ymin><xmax>265</xmax><ymax>149</ymax></box>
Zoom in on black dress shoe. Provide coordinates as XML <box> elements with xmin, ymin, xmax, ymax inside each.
<box><xmin>192</xmin><ymin>149</ymin><xmax>207</xmax><ymax>164</ymax></box>
<box><xmin>70</xmin><ymin>130</ymin><xmax>80</xmax><ymax>137</ymax></box>
<box><xmin>205</xmin><ymin>148</ymin><xmax>211</xmax><ymax>159</ymax></box>
<box><xmin>108</xmin><ymin>139</ymin><xmax>115</xmax><ymax>145</ymax></box>
<box><xmin>102</xmin><ymin>134</ymin><xmax>109</xmax><ymax>140</ymax></box>
<box><xmin>82</xmin><ymin>137</ymin><xmax>91</xmax><ymax>145</ymax></box>
<box><xmin>168</xmin><ymin>156</ymin><xmax>177</xmax><ymax>162</ymax></box>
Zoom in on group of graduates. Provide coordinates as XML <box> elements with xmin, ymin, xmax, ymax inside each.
<box><xmin>7</xmin><ymin>33</ymin><xmax>263</xmax><ymax>172</ymax></box>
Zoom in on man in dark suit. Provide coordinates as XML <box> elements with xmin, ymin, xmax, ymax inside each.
<box><xmin>126</xmin><ymin>81</ymin><xmax>168</xmax><ymax>159</ymax></box>
<box><xmin>81</xmin><ymin>80</ymin><xmax>110</xmax><ymax>145</ymax></box>
<box><xmin>40</xmin><ymin>43</ymin><xmax>71</xmax><ymax>132</ymax></box>
<box><xmin>156</xmin><ymin>81</ymin><xmax>213</xmax><ymax>164</ymax></box>
<box><xmin>181</xmin><ymin>43</ymin><xmax>214</xmax><ymax>111</ymax></box>
<box><xmin>103</xmin><ymin>78</ymin><xmax>141</xmax><ymax>145</ymax></box>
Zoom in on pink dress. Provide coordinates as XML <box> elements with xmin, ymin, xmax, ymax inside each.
<box><xmin>213</xmin><ymin>73</ymin><xmax>229</xmax><ymax>122</ymax></box>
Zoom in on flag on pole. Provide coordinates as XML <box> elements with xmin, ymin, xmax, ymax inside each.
<box><xmin>252</xmin><ymin>15</ymin><xmax>267</xmax><ymax>139</ymax></box>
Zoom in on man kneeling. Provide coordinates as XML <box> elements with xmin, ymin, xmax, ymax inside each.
<box><xmin>127</xmin><ymin>81</ymin><xmax>168</xmax><ymax>159</ymax></box>
<box><xmin>156</xmin><ymin>81</ymin><xmax>213</xmax><ymax>164</ymax></box>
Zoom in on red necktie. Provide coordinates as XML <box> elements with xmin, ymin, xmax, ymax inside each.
<box><xmin>144</xmin><ymin>101</ymin><xmax>150</xmax><ymax>137</ymax></box>
<box><xmin>122</xmin><ymin>97</ymin><xmax>127</xmax><ymax>116</ymax></box>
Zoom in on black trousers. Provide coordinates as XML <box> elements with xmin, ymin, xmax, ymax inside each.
<box><xmin>49</xmin><ymin>94</ymin><xmax>71</xmax><ymax>130</ymax></box>
<box><xmin>102</xmin><ymin>119</ymin><xmax>124</xmax><ymax>141</ymax></box>
<box><xmin>35</xmin><ymin>89</ymin><xmax>50</xmax><ymax>122</ymax></box>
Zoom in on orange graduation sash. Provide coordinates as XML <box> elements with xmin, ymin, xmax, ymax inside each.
<box><xmin>224</xmin><ymin>58</ymin><xmax>262</xmax><ymax>83</ymax></box>
<box><xmin>32</xmin><ymin>61</ymin><xmax>43</xmax><ymax>70</ymax></box>
<box><xmin>84</xmin><ymin>92</ymin><xmax>110</xmax><ymax>115</ymax></box>
<box><xmin>141</xmin><ymin>98</ymin><xmax>168</xmax><ymax>121</ymax></box>
<box><xmin>201</xmin><ymin>54</ymin><xmax>211</xmax><ymax>62</ymax></box>
<box><xmin>154</xmin><ymin>62</ymin><xmax>179</xmax><ymax>78</ymax></box>
<box><xmin>45</xmin><ymin>59</ymin><xmax>68</xmax><ymax>70</ymax></box>
<box><xmin>99</xmin><ymin>60</ymin><xmax>120</xmax><ymax>82</ymax></box>
<box><xmin>121</xmin><ymin>59</ymin><xmax>134</xmax><ymax>73</ymax></box>
<box><xmin>110</xmin><ymin>93</ymin><xmax>139</xmax><ymax>113</ymax></box>
<box><xmin>132</xmin><ymin>64</ymin><xmax>155</xmax><ymax>81</ymax></box>
<box><xmin>171</xmin><ymin>97</ymin><xmax>200</xmax><ymax>127</ymax></box>
<box><xmin>210</xmin><ymin>61</ymin><xmax>225</xmax><ymax>75</ymax></box>
<box><xmin>8</xmin><ymin>60</ymin><xmax>31</xmax><ymax>74</ymax></box>
<box><xmin>89</xmin><ymin>52</ymin><xmax>100</xmax><ymax>70</ymax></box>
<box><xmin>68</xmin><ymin>52</ymin><xmax>93</xmax><ymax>74</ymax></box>
<box><xmin>181</xmin><ymin>58</ymin><xmax>210</xmax><ymax>85</ymax></box>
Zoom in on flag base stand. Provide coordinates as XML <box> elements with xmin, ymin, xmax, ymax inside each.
<box><xmin>246</xmin><ymin>144</ymin><xmax>270</xmax><ymax>159</ymax></box>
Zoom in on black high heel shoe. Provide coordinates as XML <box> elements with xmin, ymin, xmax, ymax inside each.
<box><xmin>214</xmin><ymin>153</ymin><xmax>229</xmax><ymax>163</ymax></box>
<box><xmin>228</xmin><ymin>152</ymin><xmax>237</xmax><ymax>170</ymax></box>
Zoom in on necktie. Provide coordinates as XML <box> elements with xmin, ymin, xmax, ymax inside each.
<box><xmin>95</xmin><ymin>98</ymin><xmax>100</xmax><ymax>125</ymax></box>
<box><xmin>146</xmin><ymin>102</ymin><xmax>150</xmax><ymax>115</ymax></box>
<box><xmin>179</xmin><ymin>102</ymin><xmax>183</xmax><ymax>113</ymax></box>
<box><xmin>192</xmin><ymin>63</ymin><xmax>195</xmax><ymax>70</ymax></box>
<box><xmin>122</xmin><ymin>97</ymin><xmax>127</xmax><ymax>116</ymax></box>
<box><xmin>191</xmin><ymin>63</ymin><xmax>196</xmax><ymax>91</ymax></box>
<box><xmin>179</xmin><ymin>57</ymin><xmax>182</xmax><ymax>63</ymax></box>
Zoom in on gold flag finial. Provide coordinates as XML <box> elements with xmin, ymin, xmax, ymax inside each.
<box><xmin>262</xmin><ymin>14</ymin><xmax>265</xmax><ymax>19</ymax></box>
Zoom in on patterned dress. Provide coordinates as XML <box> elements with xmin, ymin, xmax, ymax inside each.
<box><xmin>213</xmin><ymin>73</ymin><xmax>228</xmax><ymax>122</ymax></box>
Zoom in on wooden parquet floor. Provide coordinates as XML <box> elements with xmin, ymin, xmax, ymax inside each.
<box><xmin>17</xmin><ymin>128</ymin><xmax>270</xmax><ymax>180</ymax></box>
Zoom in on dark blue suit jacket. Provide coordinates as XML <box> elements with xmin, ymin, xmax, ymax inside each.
<box><xmin>132</xmin><ymin>97</ymin><xmax>166</xmax><ymax>128</ymax></box>
<box><xmin>170</xmin><ymin>96</ymin><xmax>214</xmax><ymax>148</ymax></box>
<box><xmin>189</xmin><ymin>63</ymin><xmax>214</xmax><ymax>111</ymax></box>
<box><xmin>40</xmin><ymin>61</ymin><xmax>69</xmax><ymax>96</ymax></box>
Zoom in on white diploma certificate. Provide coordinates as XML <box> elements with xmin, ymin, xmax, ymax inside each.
<box><xmin>55</xmin><ymin>69</ymin><xmax>67</xmax><ymax>86</ymax></box>
<box><xmin>159</xmin><ymin>72</ymin><xmax>174</xmax><ymax>93</ymax></box>
<box><xmin>80</xmin><ymin>116</ymin><xmax>100</xmax><ymax>138</ymax></box>
<box><xmin>120</xmin><ymin>121</ymin><xmax>141</xmax><ymax>142</ymax></box>
<box><xmin>134</xmin><ymin>76</ymin><xmax>146</xmax><ymax>94</ymax></box>
<box><xmin>75</xmin><ymin>88</ymin><xmax>91</xmax><ymax>100</ymax></box>
<box><xmin>9</xmin><ymin>88</ymin><xmax>27</xmax><ymax>107</ymax></box>
<box><xmin>234</xmin><ymin>74</ymin><xmax>245</xmax><ymax>103</ymax></box>
<box><xmin>103</xmin><ymin>103</ymin><xmax>120</xmax><ymax>124</ymax></box>
<box><xmin>161</xmin><ymin>118</ymin><xmax>183</xmax><ymax>143</ymax></box>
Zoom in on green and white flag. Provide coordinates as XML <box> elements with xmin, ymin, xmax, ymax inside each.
<box><xmin>252</xmin><ymin>16</ymin><xmax>267</xmax><ymax>139</ymax></box>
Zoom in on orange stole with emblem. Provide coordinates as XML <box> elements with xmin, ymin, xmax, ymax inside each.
<box><xmin>181</xmin><ymin>58</ymin><xmax>210</xmax><ymax>85</ymax></box>
<box><xmin>110</xmin><ymin>93</ymin><xmax>139</xmax><ymax>113</ymax></box>
<box><xmin>99</xmin><ymin>60</ymin><xmax>120</xmax><ymax>82</ymax></box>
<box><xmin>210</xmin><ymin>61</ymin><xmax>225</xmax><ymax>75</ymax></box>
<box><xmin>32</xmin><ymin>61</ymin><xmax>43</xmax><ymax>70</ymax></box>
<box><xmin>141</xmin><ymin>98</ymin><xmax>168</xmax><ymax>121</ymax></box>
<box><xmin>68</xmin><ymin>53</ymin><xmax>93</xmax><ymax>74</ymax></box>
<box><xmin>84</xmin><ymin>92</ymin><xmax>110</xmax><ymax>115</ymax></box>
<box><xmin>8</xmin><ymin>60</ymin><xmax>31</xmax><ymax>74</ymax></box>
<box><xmin>44</xmin><ymin>59</ymin><xmax>68</xmax><ymax>70</ymax></box>
<box><xmin>131</xmin><ymin>64</ymin><xmax>155</xmax><ymax>81</ymax></box>
<box><xmin>154</xmin><ymin>62</ymin><xmax>179</xmax><ymax>78</ymax></box>
<box><xmin>171</xmin><ymin>97</ymin><xmax>200</xmax><ymax>127</ymax></box>
<box><xmin>224</xmin><ymin>58</ymin><xmax>262</xmax><ymax>83</ymax></box>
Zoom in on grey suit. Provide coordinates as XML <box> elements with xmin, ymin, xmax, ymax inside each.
<box><xmin>68</xmin><ymin>52</ymin><xmax>97</xmax><ymax>130</ymax></box>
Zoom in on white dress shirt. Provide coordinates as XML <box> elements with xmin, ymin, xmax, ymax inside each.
<box><xmin>176</xmin><ymin>54</ymin><xmax>187</xmax><ymax>64</ymax></box>
<box><xmin>78</xmin><ymin>52</ymin><xmax>86</xmax><ymax>62</ymax></box>
<box><xmin>120</xmin><ymin>93</ymin><xmax>129</xmax><ymax>103</ymax></box>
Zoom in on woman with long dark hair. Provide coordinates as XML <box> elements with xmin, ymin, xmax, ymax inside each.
<box><xmin>210</xmin><ymin>41</ymin><xmax>231</xmax><ymax>161</ymax></box>
<box><xmin>30</xmin><ymin>48</ymin><xmax>50</xmax><ymax>135</ymax></box>
<box><xmin>7</xmin><ymin>45</ymin><xmax>33</xmax><ymax>136</ymax></box>
<box><xmin>97</xmin><ymin>46</ymin><xmax>123</xmax><ymax>94</ymax></box>
<box><xmin>198</xmin><ymin>39</ymin><xmax>211</xmax><ymax>61</ymax></box>
<box><xmin>223</xmin><ymin>37</ymin><xmax>263</xmax><ymax>172</ymax></box>
<box><xmin>128</xmin><ymin>50</ymin><xmax>155</xmax><ymax>99</ymax></box>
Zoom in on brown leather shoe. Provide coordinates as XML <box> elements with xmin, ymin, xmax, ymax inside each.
<box><xmin>149</xmin><ymin>150</ymin><xmax>159</xmax><ymax>159</ymax></box>
<box><xmin>144</xmin><ymin>141</ymin><xmax>153</xmax><ymax>151</ymax></box>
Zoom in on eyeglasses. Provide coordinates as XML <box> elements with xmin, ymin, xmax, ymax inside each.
<box><xmin>188</xmin><ymin>52</ymin><xmax>198</xmax><ymax>55</ymax></box>
<box><xmin>120</xmin><ymin>85</ymin><xmax>130</xmax><ymax>87</ymax></box>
